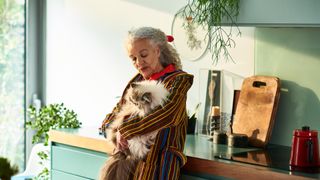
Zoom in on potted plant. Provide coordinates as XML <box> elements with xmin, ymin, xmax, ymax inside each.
<box><xmin>177</xmin><ymin>0</ymin><xmax>240</xmax><ymax>64</ymax></box>
<box><xmin>26</xmin><ymin>103</ymin><xmax>82</xmax><ymax>179</ymax></box>
<box><xmin>0</xmin><ymin>156</ymin><xmax>19</xmax><ymax>180</ymax></box>
<box><xmin>26</xmin><ymin>103</ymin><xmax>82</xmax><ymax>145</ymax></box>
<box><xmin>187</xmin><ymin>103</ymin><xmax>201</xmax><ymax>134</ymax></box>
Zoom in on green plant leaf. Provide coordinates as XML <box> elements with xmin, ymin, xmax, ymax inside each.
<box><xmin>26</xmin><ymin>103</ymin><xmax>82</xmax><ymax>145</ymax></box>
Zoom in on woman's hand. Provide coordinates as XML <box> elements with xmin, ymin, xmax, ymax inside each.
<box><xmin>116</xmin><ymin>131</ymin><xmax>128</xmax><ymax>151</ymax></box>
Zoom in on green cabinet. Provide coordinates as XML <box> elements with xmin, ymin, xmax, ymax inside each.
<box><xmin>50</xmin><ymin>142</ymin><xmax>210</xmax><ymax>180</ymax></box>
<box><xmin>51</xmin><ymin>143</ymin><xmax>108</xmax><ymax>180</ymax></box>
<box><xmin>52</xmin><ymin>170</ymin><xmax>88</xmax><ymax>180</ymax></box>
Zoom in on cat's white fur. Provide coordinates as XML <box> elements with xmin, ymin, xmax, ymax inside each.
<box><xmin>107</xmin><ymin>80</ymin><xmax>169</xmax><ymax>159</ymax></box>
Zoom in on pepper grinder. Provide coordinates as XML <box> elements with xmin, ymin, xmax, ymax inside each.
<box><xmin>207</xmin><ymin>106</ymin><xmax>219</xmax><ymax>140</ymax></box>
<box><xmin>209</xmin><ymin>106</ymin><xmax>227</xmax><ymax>144</ymax></box>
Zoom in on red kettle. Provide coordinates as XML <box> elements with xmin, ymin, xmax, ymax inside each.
<box><xmin>289</xmin><ymin>126</ymin><xmax>320</xmax><ymax>167</ymax></box>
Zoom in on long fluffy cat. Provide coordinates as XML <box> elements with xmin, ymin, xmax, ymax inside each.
<box><xmin>99</xmin><ymin>80</ymin><xmax>169</xmax><ymax>180</ymax></box>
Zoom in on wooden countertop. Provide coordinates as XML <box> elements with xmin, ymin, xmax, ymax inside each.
<box><xmin>49</xmin><ymin>128</ymin><xmax>316</xmax><ymax>180</ymax></box>
<box><xmin>49</xmin><ymin>128</ymin><xmax>114</xmax><ymax>154</ymax></box>
<box><xmin>48</xmin><ymin>127</ymin><xmax>258</xmax><ymax>159</ymax></box>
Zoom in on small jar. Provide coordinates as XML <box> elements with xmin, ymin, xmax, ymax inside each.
<box><xmin>213</xmin><ymin>130</ymin><xmax>227</xmax><ymax>144</ymax></box>
<box><xmin>227</xmin><ymin>133</ymin><xmax>248</xmax><ymax>148</ymax></box>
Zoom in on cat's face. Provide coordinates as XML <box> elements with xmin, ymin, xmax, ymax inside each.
<box><xmin>126</xmin><ymin>83</ymin><xmax>152</xmax><ymax>110</ymax></box>
<box><xmin>122</xmin><ymin>80</ymin><xmax>169</xmax><ymax>117</ymax></box>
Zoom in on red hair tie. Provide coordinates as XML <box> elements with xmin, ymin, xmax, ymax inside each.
<box><xmin>166</xmin><ymin>35</ymin><xmax>174</xmax><ymax>42</ymax></box>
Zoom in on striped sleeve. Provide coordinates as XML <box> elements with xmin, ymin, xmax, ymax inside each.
<box><xmin>100</xmin><ymin>100</ymin><xmax>121</xmax><ymax>132</ymax></box>
<box><xmin>118</xmin><ymin>73</ymin><xmax>193</xmax><ymax>140</ymax></box>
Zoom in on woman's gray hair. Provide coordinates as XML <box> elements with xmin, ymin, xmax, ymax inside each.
<box><xmin>127</xmin><ymin>27</ymin><xmax>182</xmax><ymax>70</ymax></box>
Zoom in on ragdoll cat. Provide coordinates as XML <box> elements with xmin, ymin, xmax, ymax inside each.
<box><xmin>99</xmin><ymin>80</ymin><xmax>169</xmax><ymax>180</ymax></box>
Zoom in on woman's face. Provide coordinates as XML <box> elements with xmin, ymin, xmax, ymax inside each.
<box><xmin>127</xmin><ymin>39</ymin><xmax>164</xmax><ymax>79</ymax></box>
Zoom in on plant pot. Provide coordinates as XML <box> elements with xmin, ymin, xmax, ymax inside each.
<box><xmin>187</xmin><ymin>117</ymin><xmax>196</xmax><ymax>134</ymax></box>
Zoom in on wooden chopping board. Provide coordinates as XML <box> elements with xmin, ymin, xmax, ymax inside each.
<box><xmin>232</xmin><ymin>76</ymin><xmax>280</xmax><ymax>148</ymax></box>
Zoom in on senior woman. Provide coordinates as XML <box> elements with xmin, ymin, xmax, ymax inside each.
<box><xmin>101</xmin><ymin>27</ymin><xmax>193</xmax><ymax>179</ymax></box>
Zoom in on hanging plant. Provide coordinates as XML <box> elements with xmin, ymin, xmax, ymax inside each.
<box><xmin>177</xmin><ymin>0</ymin><xmax>241</xmax><ymax>64</ymax></box>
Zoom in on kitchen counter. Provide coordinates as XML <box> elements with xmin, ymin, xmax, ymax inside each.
<box><xmin>49</xmin><ymin>128</ymin><xmax>319</xmax><ymax>180</ymax></box>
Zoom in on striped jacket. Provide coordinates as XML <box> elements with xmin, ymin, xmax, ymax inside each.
<box><xmin>101</xmin><ymin>70</ymin><xmax>193</xmax><ymax>179</ymax></box>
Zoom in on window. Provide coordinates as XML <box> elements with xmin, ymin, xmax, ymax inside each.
<box><xmin>0</xmin><ymin>0</ymin><xmax>26</xmax><ymax>171</ymax></box>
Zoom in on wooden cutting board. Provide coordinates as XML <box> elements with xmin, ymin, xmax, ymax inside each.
<box><xmin>232</xmin><ymin>75</ymin><xmax>280</xmax><ymax>148</ymax></box>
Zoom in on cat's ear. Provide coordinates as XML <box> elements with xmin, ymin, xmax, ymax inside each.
<box><xmin>142</xmin><ymin>92</ymin><xmax>152</xmax><ymax>103</ymax></box>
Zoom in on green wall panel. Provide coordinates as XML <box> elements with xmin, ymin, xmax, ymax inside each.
<box><xmin>255</xmin><ymin>28</ymin><xmax>320</xmax><ymax>146</ymax></box>
<box><xmin>234</xmin><ymin>0</ymin><xmax>320</xmax><ymax>26</ymax></box>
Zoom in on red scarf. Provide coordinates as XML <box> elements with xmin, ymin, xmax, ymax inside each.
<box><xmin>148</xmin><ymin>64</ymin><xmax>176</xmax><ymax>80</ymax></box>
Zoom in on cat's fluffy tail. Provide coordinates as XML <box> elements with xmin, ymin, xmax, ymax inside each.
<box><xmin>99</xmin><ymin>151</ymin><xmax>138</xmax><ymax>180</ymax></box>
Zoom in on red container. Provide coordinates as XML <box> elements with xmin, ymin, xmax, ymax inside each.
<box><xmin>289</xmin><ymin>126</ymin><xmax>320</xmax><ymax>167</ymax></box>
